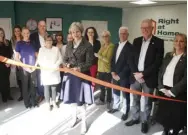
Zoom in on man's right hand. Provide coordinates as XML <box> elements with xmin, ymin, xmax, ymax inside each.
<box><xmin>111</xmin><ymin>72</ymin><xmax>116</xmax><ymax>77</ymax></box>
<box><xmin>112</xmin><ymin>72</ymin><xmax>120</xmax><ymax>81</ymax></box>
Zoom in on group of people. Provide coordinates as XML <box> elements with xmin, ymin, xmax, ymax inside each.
<box><xmin>0</xmin><ymin>18</ymin><xmax>186</xmax><ymax>135</ymax></box>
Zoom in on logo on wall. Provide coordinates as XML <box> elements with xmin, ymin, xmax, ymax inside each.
<box><xmin>151</xmin><ymin>18</ymin><xmax>179</xmax><ymax>40</ymax></box>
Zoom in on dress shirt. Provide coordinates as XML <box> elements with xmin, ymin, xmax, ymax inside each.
<box><xmin>39</xmin><ymin>34</ymin><xmax>45</xmax><ymax>47</ymax></box>
<box><xmin>138</xmin><ymin>36</ymin><xmax>152</xmax><ymax>71</ymax></box>
<box><xmin>116</xmin><ymin>40</ymin><xmax>127</xmax><ymax>63</ymax></box>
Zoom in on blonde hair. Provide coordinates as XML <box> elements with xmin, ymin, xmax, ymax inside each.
<box><xmin>69</xmin><ymin>22</ymin><xmax>84</xmax><ymax>34</ymax></box>
<box><xmin>0</xmin><ymin>27</ymin><xmax>8</xmax><ymax>45</ymax></box>
<box><xmin>172</xmin><ymin>33</ymin><xmax>187</xmax><ymax>55</ymax></box>
<box><xmin>101</xmin><ymin>30</ymin><xmax>111</xmax><ymax>37</ymax></box>
<box><xmin>22</xmin><ymin>27</ymin><xmax>30</xmax><ymax>32</ymax></box>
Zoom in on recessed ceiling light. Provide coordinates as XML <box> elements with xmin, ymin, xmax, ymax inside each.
<box><xmin>130</xmin><ymin>0</ymin><xmax>157</xmax><ymax>5</ymax></box>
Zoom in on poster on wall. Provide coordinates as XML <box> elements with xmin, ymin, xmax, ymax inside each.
<box><xmin>46</xmin><ymin>18</ymin><xmax>62</xmax><ymax>31</ymax></box>
<box><xmin>151</xmin><ymin>18</ymin><xmax>180</xmax><ymax>54</ymax></box>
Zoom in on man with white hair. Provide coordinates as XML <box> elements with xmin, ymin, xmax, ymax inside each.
<box><xmin>30</xmin><ymin>20</ymin><xmax>48</xmax><ymax>103</ymax></box>
<box><xmin>125</xmin><ymin>19</ymin><xmax>164</xmax><ymax>134</ymax></box>
<box><xmin>108</xmin><ymin>26</ymin><xmax>132</xmax><ymax>121</ymax></box>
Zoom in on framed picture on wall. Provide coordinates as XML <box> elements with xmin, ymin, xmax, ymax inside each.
<box><xmin>46</xmin><ymin>18</ymin><xmax>62</xmax><ymax>31</ymax></box>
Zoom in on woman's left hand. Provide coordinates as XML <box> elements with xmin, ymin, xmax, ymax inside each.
<box><xmin>94</xmin><ymin>53</ymin><xmax>99</xmax><ymax>58</ymax></box>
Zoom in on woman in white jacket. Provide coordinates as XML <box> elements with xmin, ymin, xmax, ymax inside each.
<box><xmin>37</xmin><ymin>35</ymin><xmax>62</xmax><ymax>111</ymax></box>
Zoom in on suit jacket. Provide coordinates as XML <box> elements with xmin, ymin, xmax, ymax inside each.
<box><xmin>158</xmin><ymin>52</ymin><xmax>187</xmax><ymax>97</ymax></box>
<box><xmin>111</xmin><ymin>41</ymin><xmax>132</xmax><ymax>86</ymax></box>
<box><xmin>129</xmin><ymin>36</ymin><xmax>164</xmax><ymax>88</ymax></box>
<box><xmin>30</xmin><ymin>32</ymin><xmax>41</xmax><ymax>52</ymax></box>
<box><xmin>64</xmin><ymin>38</ymin><xmax>93</xmax><ymax>74</ymax></box>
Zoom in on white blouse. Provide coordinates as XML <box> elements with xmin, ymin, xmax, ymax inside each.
<box><xmin>163</xmin><ymin>53</ymin><xmax>183</xmax><ymax>87</ymax></box>
<box><xmin>37</xmin><ymin>46</ymin><xmax>62</xmax><ymax>85</ymax></box>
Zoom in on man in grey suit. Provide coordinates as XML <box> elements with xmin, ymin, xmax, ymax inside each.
<box><xmin>125</xmin><ymin>19</ymin><xmax>164</xmax><ymax>134</ymax></box>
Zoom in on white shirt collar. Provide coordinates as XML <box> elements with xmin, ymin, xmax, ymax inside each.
<box><xmin>173</xmin><ymin>53</ymin><xmax>184</xmax><ymax>57</ymax></box>
<box><xmin>143</xmin><ymin>36</ymin><xmax>152</xmax><ymax>42</ymax></box>
<box><xmin>119</xmin><ymin>40</ymin><xmax>127</xmax><ymax>45</ymax></box>
<box><xmin>73</xmin><ymin>39</ymin><xmax>82</xmax><ymax>48</ymax></box>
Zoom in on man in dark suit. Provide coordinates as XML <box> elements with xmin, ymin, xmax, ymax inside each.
<box><xmin>125</xmin><ymin>19</ymin><xmax>164</xmax><ymax>134</ymax></box>
<box><xmin>108</xmin><ymin>27</ymin><xmax>131</xmax><ymax>121</ymax></box>
<box><xmin>30</xmin><ymin>20</ymin><xmax>47</xmax><ymax>103</ymax></box>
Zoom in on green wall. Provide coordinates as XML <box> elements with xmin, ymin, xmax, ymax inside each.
<box><xmin>0</xmin><ymin>1</ymin><xmax>15</xmax><ymax>25</ymax></box>
<box><xmin>15</xmin><ymin>2</ymin><xmax>122</xmax><ymax>43</ymax></box>
<box><xmin>0</xmin><ymin>2</ymin><xmax>122</xmax><ymax>43</ymax></box>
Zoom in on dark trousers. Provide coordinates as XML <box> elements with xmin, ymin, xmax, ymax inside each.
<box><xmin>7</xmin><ymin>67</ymin><xmax>11</xmax><ymax>98</ymax></box>
<box><xmin>36</xmin><ymin>69</ymin><xmax>44</xmax><ymax>97</ymax></box>
<box><xmin>16</xmin><ymin>67</ymin><xmax>22</xmax><ymax>97</ymax></box>
<box><xmin>0</xmin><ymin>67</ymin><xmax>10</xmax><ymax>102</ymax></box>
<box><xmin>98</xmin><ymin>72</ymin><xmax>112</xmax><ymax>103</ymax></box>
<box><xmin>57</xmin><ymin>72</ymin><xmax>64</xmax><ymax>94</ymax></box>
<box><xmin>44</xmin><ymin>84</ymin><xmax>58</xmax><ymax>103</ymax></box>
<box><xmin>112</xmin><ymin>79</ymin><xmax>130</xmax><ymax>114</ymax></box>
<box><xmin>21</xmin><ymin>69</ymin><xmax>37</xmax><ymax>107</ymax></box>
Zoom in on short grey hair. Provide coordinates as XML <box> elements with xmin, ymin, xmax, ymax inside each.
<box><xmin>119</xmin><ymin>26</ymin><xmax>129</xmax><ymax>34</ymax></box>
<box><xmin>101</xmin><ymin>30</ymin><xmax>111</xmax><ymax>37</ymax></box>
<box><xmin>141</xmin><ymin>19</ymin><xmax>153</xmax><ymax>27</ymax></box>
<box><xmin>69</xmin><ymin>22</ymin><xmax>84</xmax><ymax>34</ymax></box>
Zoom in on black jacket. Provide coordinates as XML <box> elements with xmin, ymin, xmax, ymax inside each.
<box><xmin>158</xmin><ymin>52</ymin><xmax>187</xmax><ymax>97</ymax></box>
<box><xmin>111</xmin><ymin>41</ymin><xmax>132</xmax><ymax>86</ymax></box>
<box><xmin>92</xmin><ymin>40</ymin><xmax>101</xmax><ymax>65</ymax></box>
<box><xmin>30</xmin><ymin>32</ymin><xmax>41</xmax><ymax>52</ymax></box>
<box><xmin>129</xmin><ymin>36</ymin><xmax>164</xmax><ymax>88</ymax></box>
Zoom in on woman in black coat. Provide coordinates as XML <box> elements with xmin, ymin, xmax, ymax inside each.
<box><xmin>0</xmin><ymin>27</ymin><xmax>13</xmax><ymax>102</ymax></box>
<box><xmin>156</xmin><ymin>33</ymin><xmax>187</xmax><ymax>135</ymax></box>
<box><xmin>84</xmin><ymin>27</ymin><xmax>101</xmax><ymax>90</ymax></box>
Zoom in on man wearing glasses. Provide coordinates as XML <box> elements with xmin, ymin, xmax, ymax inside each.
<box><xmin>125</xmin><ymin>19</ymin><xmax>164</xmax><ymax>134</ymax></box>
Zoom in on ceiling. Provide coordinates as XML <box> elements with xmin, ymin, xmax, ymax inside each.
<box><xmin>25</xmin><ymin>0</ymin><xmax>187</xmax><ymax>8</ymax></box>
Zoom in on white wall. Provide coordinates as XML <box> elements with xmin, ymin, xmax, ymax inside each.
<box><xmin>122</xmin><ymin>4</ymin><xmax>187</xmax><ymax>54</ymax></box>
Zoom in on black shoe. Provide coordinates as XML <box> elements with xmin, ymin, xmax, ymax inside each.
<box><xmin>141</xmin><ymin>122</ymin><xmax>148</xmax><ymax>134</ymax></box>
<box><xmin>37</xmin><ymin>96</ymin><xmax>44</xmax><ymax>103</ymax></box>
<box><xmin>121</xmin><ymin>113</ymin><xmax>128</xmax><ymax>121</ymax></box>
<box><xmin>108</xmin><ymin>109</ymin><xmax>119</xmax><ymax>114</ymax></box>
<box><xmin>125</xmin><ymin>119</ymin><xmax>140</xmax><ymax>126</ymax></box>
<box><xmin>33</xmin><ymin>103</ymin><xmax>39</xmax><ymax>108</ymax></box>
<box><xmin>26</xmin><ymin>105</ymin><xmax>32</xmax><ymax>109</ymax></box>
<box><xmin>54</xmin><ymin>103</ymin><xmax>60</xmax><ymax>109</ymax></box>
<box><xmin>2</xmin><ymin>99</ymin><xmax>7</xmax><ymax>103</ymax></box>
<box><xmin>162</xmin><ymin>130</ymin><xmax>169</xmax><ymax>135</ymax></box>
<box><xmin>8</xmin><ymin>96</ymin><xmax>14</xmax><ymax>100</ymax></box>
<box><xmin>17</xmin><ymin>96</ymin><xmax>23</xmax><ymax>101</ymax></box>
<box><xmin>49</xmin><ymin>105</ymin><xmax>53</xmax><ymax>111</ymax></box>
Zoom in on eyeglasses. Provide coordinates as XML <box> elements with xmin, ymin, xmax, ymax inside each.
<box><xmin>141</xmin><ymin>27</ymin><xmax>151</xmax><ymax>30</ymax></box>
<box><xmin>102</xmin><ymin>35</ymin><xmax>109</xmax><ymax>38</ymax></box>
